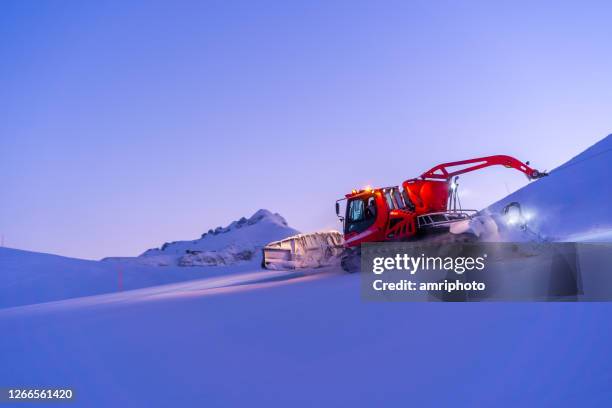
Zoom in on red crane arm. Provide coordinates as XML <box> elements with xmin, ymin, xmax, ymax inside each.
<box><xmin>418</xmin><ymin>155</ymin><xmax>547</xmax><ymax>181</ymax></box>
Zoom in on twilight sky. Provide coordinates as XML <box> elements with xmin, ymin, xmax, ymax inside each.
<box><xmin>1</xmin><ymin>0</ymin><xmax>611</xmax><ymax>259</ymax></box>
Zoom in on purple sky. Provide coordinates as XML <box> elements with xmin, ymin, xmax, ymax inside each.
<box><xmin>1</xmin><ymin>1</ymin><xmax>611</xmax><ymax>259</ymax></box>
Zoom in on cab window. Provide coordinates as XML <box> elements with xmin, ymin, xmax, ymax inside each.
<box><xmin>345</xmin><ymin>197</ymin><xmax>377</xmax><ymax>234</ymax></box>
<box><xmin>384</xmin><ymin>191</ymin><xmax>396</xmax><ymax>210</ymax></box>
<box><xmin>393</xmin><ymin>190</ymin><xmax>405</xmax><ymax>209</ymax></box>
<box><xmin>348</xmin><ymin>199</ymin><xmax>365</xmax><ymax>222</ymax></box>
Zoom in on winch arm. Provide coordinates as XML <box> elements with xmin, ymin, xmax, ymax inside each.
<box><xmin>418</xmin><ymin>155</ymin><xmax>547</xmax><ymax>181</ymax></box>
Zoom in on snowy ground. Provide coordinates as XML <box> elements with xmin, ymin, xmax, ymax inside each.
<box><xmin>2</xmin><ymin>264</ymin><xmax>612</xmax><ymax>407</ymax></box>
<box><xmin>0</xmin><ymin>246</ymin><xmax>262</xmax><ymax>309</ymax></box>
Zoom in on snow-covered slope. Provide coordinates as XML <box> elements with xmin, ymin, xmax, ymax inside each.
<box><xmin>487</xmin><ymin>134</ymin><xmax>612</xmax><ymax>241</ymax></box>
<box><xmin>2</xmin><ymin>264</ymin><xmax>611</xmax><ymax>407</ymax></box>
<box><xmin>0</xmin><ymin>247</ymin><xmax>262</xmax><ymax>309</ymax></box>
<box><xmin>0</xmin><ymin>210</ymin><xmax>299</xmax><ymax>308</ymax></box>
<box><xmin>111</xmin><ymin>209</ymin><xmax>299</xmax><ymax>267</ymax></box>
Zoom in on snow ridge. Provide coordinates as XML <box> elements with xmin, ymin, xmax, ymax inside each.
<box><xmin>487</xmin><ymin>134</ymin><xmax>612</xmax><ymax>241</ymax></box>
<box><xmin>134</xmin><ymin>209</ymin><xmax>299</xmax><ymax>267</ymax></box>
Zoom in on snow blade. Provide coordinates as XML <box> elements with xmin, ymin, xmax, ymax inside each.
<box><xmin>262</xmin><ymin>231</ymin><xmax>344</xmax><ymax>270</ymax></box>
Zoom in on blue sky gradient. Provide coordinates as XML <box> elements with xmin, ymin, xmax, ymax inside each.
<box><xmin>1</xmin><ymin>1</ymin><xmax>611</xmax><ymax>259</ymax></box>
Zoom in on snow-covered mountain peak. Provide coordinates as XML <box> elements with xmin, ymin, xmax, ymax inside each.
<box><xmin>132</xmin><ymin>210</ymin><xmax>299</xmax><ymax>267</ymax></box>
<box><xmin>248</xmin><ymin>209</ymin><xmax>288</xmax><ymax>226</ymax></box>
<box><xmin>213</xmin><ymin>209</ymin><xmax>288</xmax><ymax>236</ymax></box>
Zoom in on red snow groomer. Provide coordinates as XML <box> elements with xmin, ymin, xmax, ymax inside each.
<box><xmin>336</xmin><ymin>155</ymin><xmax>547</xmax><ymax>271</ymax></box>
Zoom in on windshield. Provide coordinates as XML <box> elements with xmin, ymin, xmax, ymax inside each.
<box><xmin>345</xmin><ymin>196</ymin><xmax>377</xmax><ymax>234</ymax></box>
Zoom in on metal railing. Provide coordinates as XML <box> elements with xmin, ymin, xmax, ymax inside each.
<box><xmin>416</xmin><ymin>210</ymin><xmax>479</xmax><ymax>229</ymax></box>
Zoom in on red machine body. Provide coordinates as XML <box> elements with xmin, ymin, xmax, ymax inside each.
<box><xmin>403</xmin><ymin>179</ymin><xmax>449</xmax><ymax>215</ymax></box>
<box><xmin>338</xmin><ymin>155</ymin><xmax>546</xmax><ymax>248</ymax></box>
